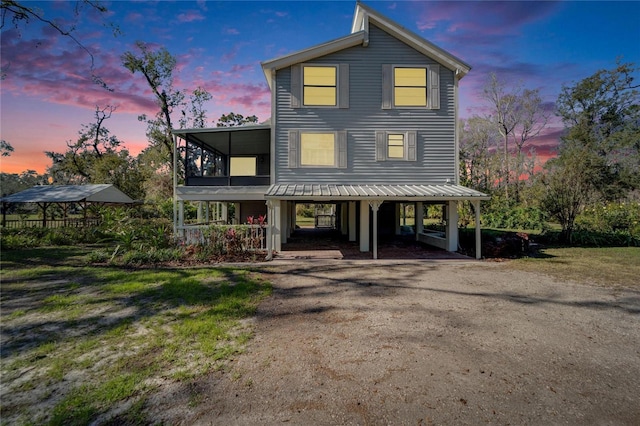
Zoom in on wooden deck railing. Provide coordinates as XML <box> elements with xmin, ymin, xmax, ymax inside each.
<box><xmin>1</xmin><ymin>218</ymin><xmax>102</xmax><ymax>229</ymax></box>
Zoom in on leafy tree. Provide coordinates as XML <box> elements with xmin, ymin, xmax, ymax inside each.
<box><xmin>122</xmin><ymin>42</ymin><xmax>183</xmax><ymax>169</ymax></box>
<box><xmin>0</xmin><ymin>169</ymin><xmax>46</xmax><ymax>196</ymax></box>
<box><xmin>0</xmin><ymin>139</ymin><xmax>14</xmax><ymax>156</ymax></box>
<box><xmin>45</xmin><ymin>106</ymin><xmax>144</xmax><ymax>199</ymax></box>
<box><xmin>556</xmin><ymin>61</ymin><xmax>640</xmax><ymax>201</ymax></box>
<box><xmin>216</xmin><ymin>112</ymin><xmax>258</xmax><ymax>127</ymax></box>
<box><xmin>539</xmin><ymin>147</ymin><xmax>594</xmax><ymax>242</ymax></box>
<box><xmin>1</xmin><ymin>0</ymin><xmax>119</xmax><ymax>88</ymax></box>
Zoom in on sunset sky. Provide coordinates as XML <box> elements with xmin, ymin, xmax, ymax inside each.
<box><xmin>1</xmin><ymin>0</ymin><xmax>639</xmax><ymax>175</ymax></box>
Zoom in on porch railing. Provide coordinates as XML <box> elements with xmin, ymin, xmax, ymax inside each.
<box><xmin>178</xmin><ymin>224</ymin><xmax>267</xmax><ymax>251</ymax></box>
<box><xmin>1</xmin><ymin>218</ymin><xmax>102</xmax><ymax>229</ymax></box>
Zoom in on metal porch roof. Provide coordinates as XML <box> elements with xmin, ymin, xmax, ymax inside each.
<box><xmin>265</xmin><ymin>184</ymin><xmax>489</xmax><ymax>201</ymax></box>
<box><xmin>176</xmin><ymin>186</ymin><xmax>270</xmax><ymax>202</ymax></box>
<box><xmin>0</xmin><ymin>184</ymin><xmax>134</xmax><ymax>204</ymax></box>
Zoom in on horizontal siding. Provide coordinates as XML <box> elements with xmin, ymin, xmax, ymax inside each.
<box><xmin>275</xmin><ymin>24</ymin><xmax>457</xmax><ymax>185</ymax></box>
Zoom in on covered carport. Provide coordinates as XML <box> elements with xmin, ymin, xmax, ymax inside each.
<box><xmin>264</xmin><ymin>183</ymin><xmax>490</xmax><ymax>260</ymax></box>
<box><xmin>0</xmin><ymin>184</ymin><xmax>134</xmax><ymax>228</ymax></box>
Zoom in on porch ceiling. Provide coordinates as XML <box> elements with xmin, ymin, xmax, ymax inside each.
<box><xmin>265</xmin><ymin>184</ymin><xmax>490</xmax><ymax>201</ymax></box>
<box><xmin>173</xmin><ymin>125</ymin><xmax>271</xmax><ymax>156</ymax></box>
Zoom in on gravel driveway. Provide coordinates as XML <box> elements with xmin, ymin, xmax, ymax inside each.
<box><xmin>151</xmin><ymin>259</ymin><xmax>640</xmax><ymax>425</ymax></box>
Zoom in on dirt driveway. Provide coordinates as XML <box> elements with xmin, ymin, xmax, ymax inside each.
<box><xmin>152</xmin><ymin>259</ymin><xmax>640</xmax><ymax>425</ymax></box>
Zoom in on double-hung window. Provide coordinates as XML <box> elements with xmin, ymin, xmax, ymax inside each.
<box><xmin>290</xmin><ymin>63</ymin><xmax>349</xmax><ymax>108</ymax></box>
<box><xmin>376</xmin><ymin>131</ymin><xmax>417</xmax><ymax>162</ymax></box>
<box><xmin>288</xmin><ymin>130</ymin><xmax>348</xmax><ymax>168</ymax></box>
<box><xmin>394</xmin><ymin>68</ymin><xmax>427</xmax><ymax>107</ymax></box>
<box><xmin>303</xmin><ymin>66</ymin><xmax>336</xmax><ymax>106</ymax></box>
<box><xmin>382</xmin><ymin>64</ymin><xmax>440</xmax><ymax>109</ymax></box>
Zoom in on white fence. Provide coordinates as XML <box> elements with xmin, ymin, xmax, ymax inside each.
<box><xmin>178</xmin><ymin>224</ymin><xmax>267</xmax><ymax>252</ymax></box>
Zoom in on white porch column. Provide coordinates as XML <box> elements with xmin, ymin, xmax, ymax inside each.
<box><xmin>446</xmin><ymin>200</ymin><xmax>459</xmax><ymax>252</ymax></box>
<box><xmin>395</xmin><ymin>203</ymin><xmax>402</xmax><ymax>235</ymax></box>
<box><xmin>474</xmin><ymin>200</ymin><xmax>482</xmax><ymax>260</ymax></box>
<box><xmin>221</xmin><ymin>203</ymin><xmax>228</xmax><ymax>224</ymax></box>
<box><xmin>348</xmin><ymin>201</ymin><xmax>357</xmax><ymax>242</ymax></box>
<box><xmin>178</xmin><ymin>200</ymin><xmax>185</xmax><ymax>228</ymax></box>
<box><xmin>273</xmin><ymin>200</ymin><xmax>282</xmax><ymax>252</ymax></box>
<box><xmin>234</xmin><ymin>202</ymin><xmax>241</xmax><ymax>224</ymax></box>
<box><xmin>266</xmin><ymin>200</ymin><xmax>274</xmax><ymax>258</ymax></box>
<box><xmin>359</xmin><ymin>200</ymin><xmax>370</xmax><ymax>252</ymax></box>
<box><xmin>196</xmin><ymin>202</ymin><xmax>203</xmax><ymax>223</ymax></box>
<box><xmin>415</xmin><ymin>201</ymin><xmax>424</xmax><ymax>241</ymax></box>
<box><xmin>369</xmin><ymin>200</ymin><xmax>383</xmax><ymax>260</ymax></box>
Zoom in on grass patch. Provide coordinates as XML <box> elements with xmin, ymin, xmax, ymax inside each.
<box><xmin>505</xmin><ymin>247</ymin><xmax>640</xmax><ymax>288</ymax></box>
<box><xmin>0</xmin><ymin>246</ymin><xmax>272</xmax><ymax>425</ymax></box>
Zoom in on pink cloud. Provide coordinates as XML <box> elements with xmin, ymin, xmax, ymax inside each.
<box><xmin>224</xmin><ymin>28</ymin><xmax>240</xmax><ymax>35</ymax></box>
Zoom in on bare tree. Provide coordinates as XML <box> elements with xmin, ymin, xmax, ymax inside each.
<box><xmin>482</xmin><ymin>73</ymin><xmax>520</xmax><ymax>199</ymax></box>
<box><xmin>512</xmin><ymin>89</ymin><xmax>549</xmax><ymax>201</ymax></box>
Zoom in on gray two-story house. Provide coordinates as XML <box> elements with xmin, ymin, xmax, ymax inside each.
<box><xmin>173</xmin><ymin>2</ymin><xmax>489</xmax><ymax>259</ymax></box>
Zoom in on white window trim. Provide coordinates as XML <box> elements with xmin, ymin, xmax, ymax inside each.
<box><xmin>291</xmin><ymin>63</ymin><xmax>349</xmax><ymax>109</ymax></box>
<box><xmin>375</xmin><ymin>130</ymin><xmax>417</xmax><ymax>162</ymax></box>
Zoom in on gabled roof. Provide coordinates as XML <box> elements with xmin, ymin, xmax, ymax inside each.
<box><xmin>0</xmin><ymin>184</ymin><xmax>134</xmax><ymax>204</ymax></box>
<box><xmin>261</xmin><ymin>32</ymin><xmax>366</xmax><ymax>89</ymax></box>
<box><xmin>351</xmin><ymin>2</ymin><xmax>471</xmax><ymax>77</ymax></box>
<box><xmin>261</xmin><ymin>2</ymin><xmax>471</xmax><ymax>88</ymax></box>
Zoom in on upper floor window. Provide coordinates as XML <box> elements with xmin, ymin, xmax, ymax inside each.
<box><xmin>394</xmin><ymin>68</ymin><xmax>427</xmax><ymax>107</ymax></box>
<box><xmin>382</xmin><ymin>64</ymin><xmax>440</xmax><ymax>110</ymax></box>
<box><xmin>290</xmin><ymin>63</ymin><xmax>349</xmax><ymax>109</ymax></box>
<box><xmin>303</xmin><ymin>66</ymin><xmax>337</xmax><ymax>106</ymax></box>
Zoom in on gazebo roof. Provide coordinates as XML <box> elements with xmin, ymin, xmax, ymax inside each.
<box><xmin>0</xmin><ymin>184</ymin><xmax>134</xmax><ymax>204</ymax></box>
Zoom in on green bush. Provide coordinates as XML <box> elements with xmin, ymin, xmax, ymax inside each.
<box><xmin>482</xmin><ymin>201</ymin><xmax>549</xmax><ymax>231</ymax></box>
<box><xmin>576</xmin><ymin>202</ymin><xmax>640</xmax><ymax>238</ymax></box>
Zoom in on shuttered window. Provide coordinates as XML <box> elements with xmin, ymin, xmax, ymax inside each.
<box><xmin>291</xmin><ymin>64</ymin><xmax>349</xmax><ymax>108</ymax></box>
<box><xmin>375</xmin><ymin>131</ymin><xmax>417</xmax><ymax>161</ymax></box>
<box><xmin>288</xmin><ymin>130</ymin><xmax>347</xmax><ymax>168</ymax></box>
<box><xmin>382</xmin><ymin>64</ymin><xmax>440</xmax><ymax>110</ymax></box>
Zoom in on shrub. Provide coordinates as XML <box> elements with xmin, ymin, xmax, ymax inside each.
<box><xmin>576</xmin><ymin>202</ymin><xmax>640</xmax><ymax>238</ymax></box>
<box><xmin>481</xmin><ymin>200</ymin><xmax>549</xmax><ymax>231</ymax></box>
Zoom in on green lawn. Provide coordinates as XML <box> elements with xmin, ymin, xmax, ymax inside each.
<box><xmin>505</xmin><ymin>247</ymin><xmax>640</xmax><ymax>289</ymax></box>
<box><xmin>0</xmin><ymin>247</ymin><xmax>271</xmax><ymax>425</ymax></box>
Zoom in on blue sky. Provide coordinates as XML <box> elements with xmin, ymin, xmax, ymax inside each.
<box><xmin>1</xmin><ymin>0</ymin><xmax>639</xmax><ymax>173</ymax></box>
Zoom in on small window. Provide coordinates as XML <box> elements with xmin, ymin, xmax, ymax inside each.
<box><xmin>387</xmin><ymin>134</ymin><xmax>405</xmax><ymax>159</ymax></box>
<box><xmin>394</xmin><ymin>68</ymin><xmax>426</xmax><ymax>107</ymax></box>
<box><xmin>230</xmin><ymin>157</ymin><xmax>257</xmax><ymax>176</ymax></box>
<box><xmin>300</xmin><ymin>133</ymin><xmax>335</xmax><ymax>166</ymax></box>
<box><xmin>303</xmin><ymin>66</ymin><xmax>336</xmax><ymax>106</ymax></box>
<box><xmin>376</xmin><ymin>131</ymin><xmax>417</xmax><ymax>162</ymax></box>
